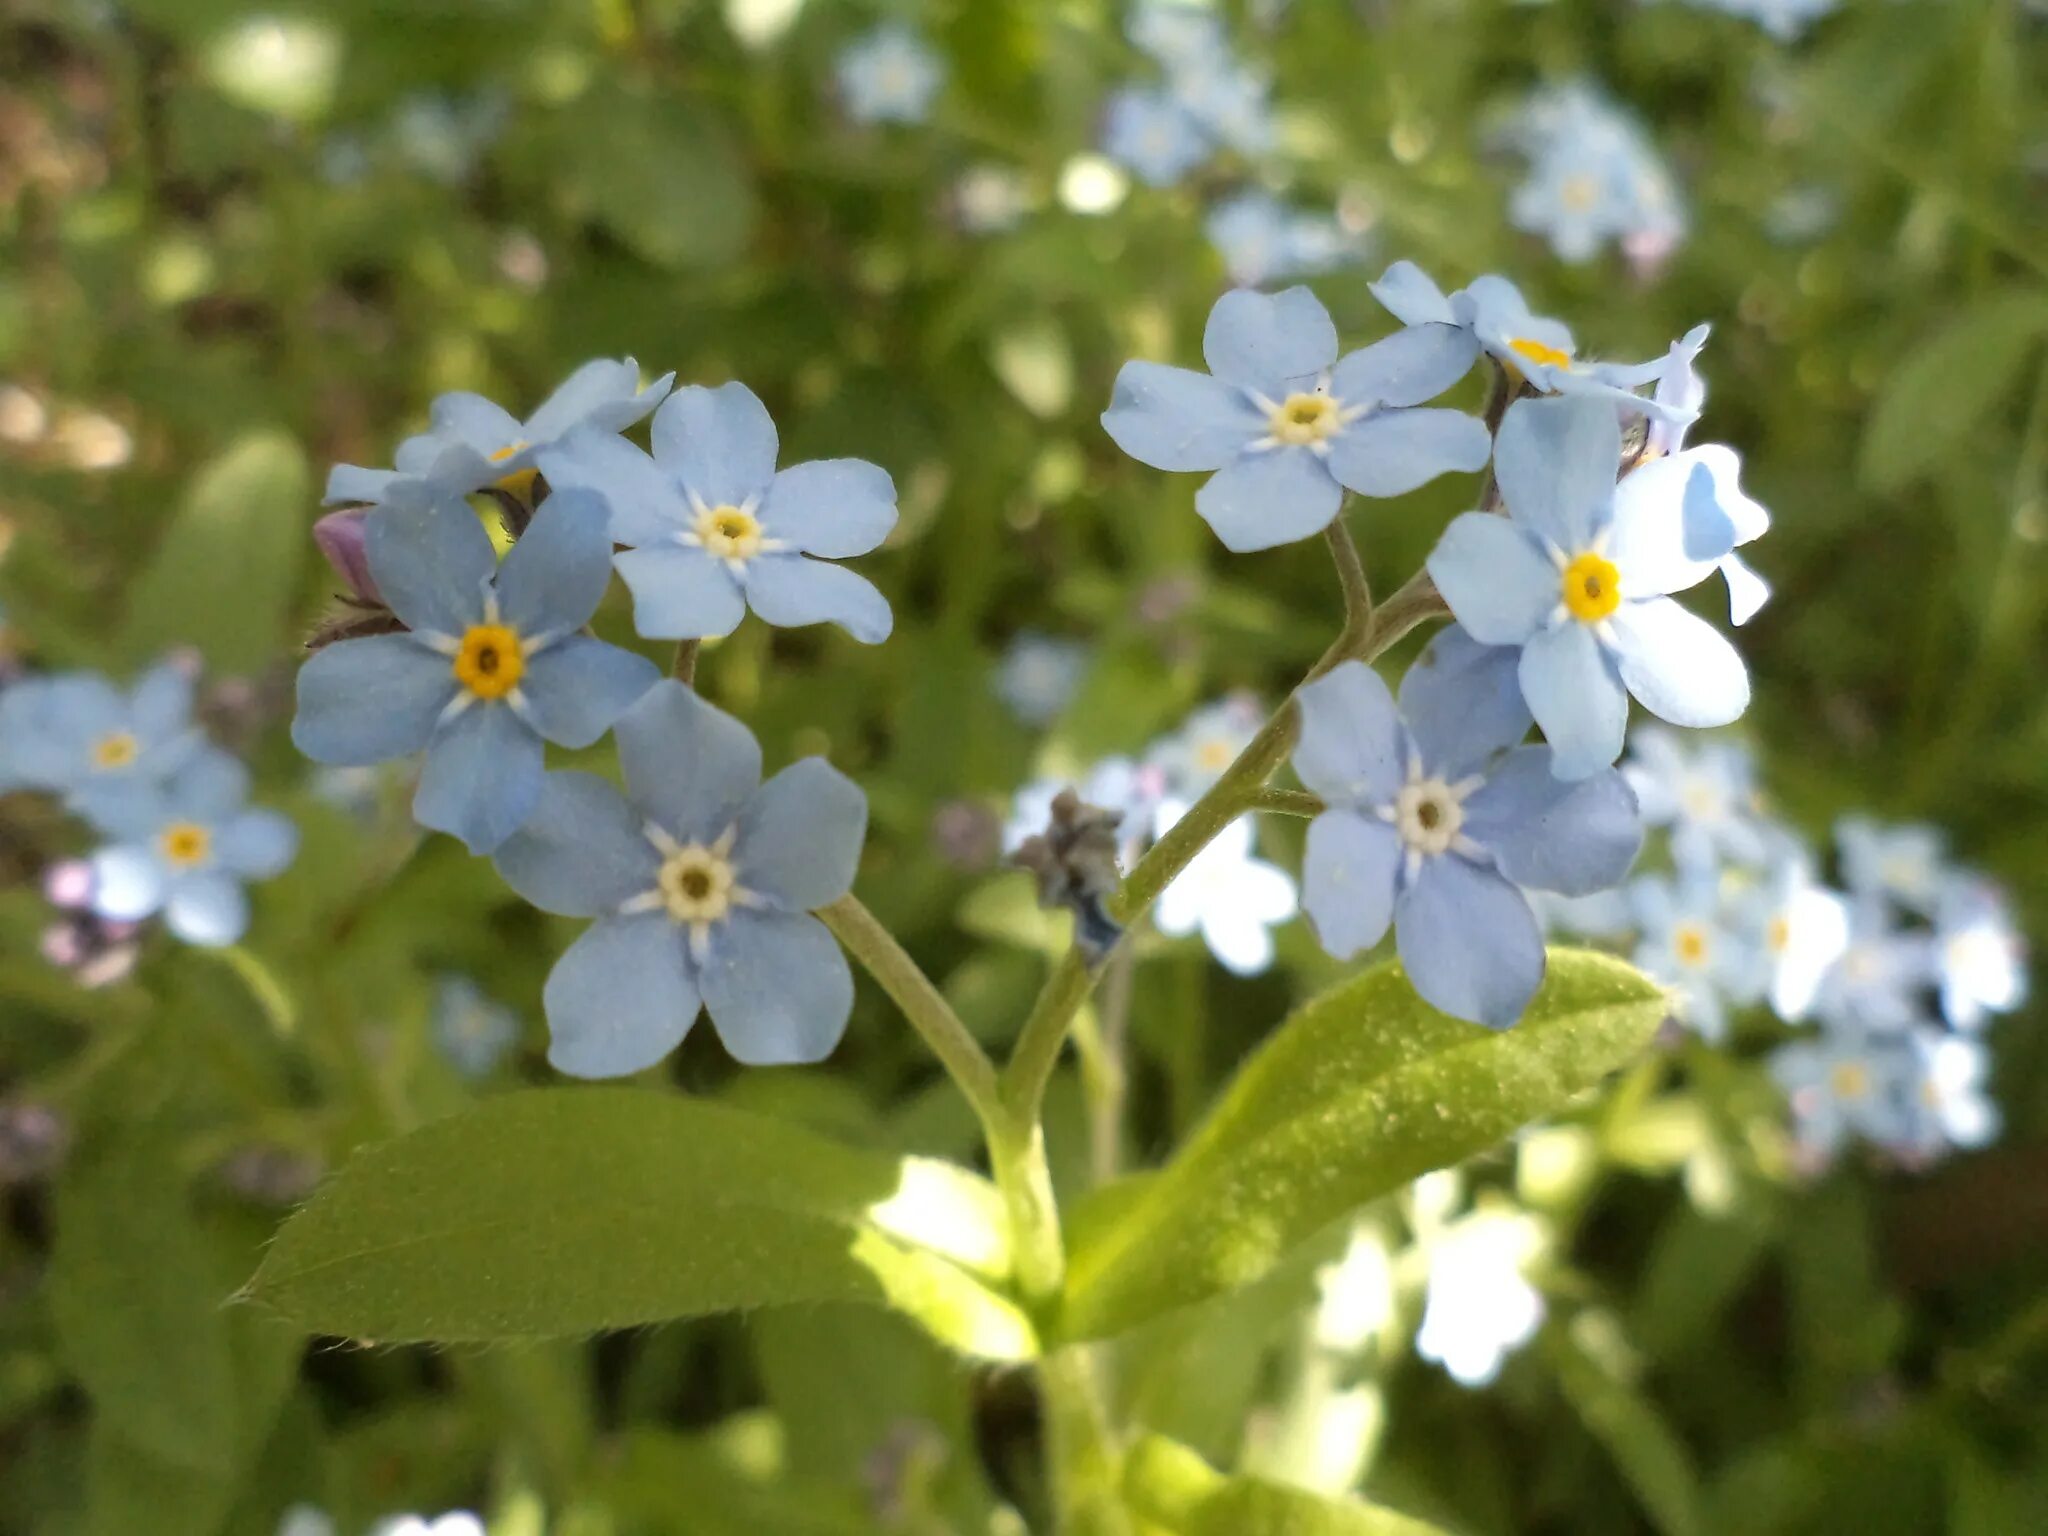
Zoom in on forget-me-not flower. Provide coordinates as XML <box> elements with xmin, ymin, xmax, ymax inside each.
<box><xmin>1153</xmin><ymin>803</ymin><xmax>1298</xmax><ymax>976</ymax></box>
<box><xmin>1623</xmin><ymin>725</ymin><xmax>1770</xmax><ymax>871</ymax></box>
<box><xmin>1145</xmin><ymin>693</ymin><xmax>1263</xmax><ymax>799</ymax></box>
<box><xmin>0</xmin><ymin>660</ymin><xmax>204</xmax><ymax>827</ymax></box>
<box><xmin>1127</xmin><ymin>2</ymin><xmax>1228</xmax><ymax>71</ymax></box>
<box><xmin>539</xmin><ymin>381</ymin><xmax>897</xmax><ymax>644</ymax></box>
<box><xmin>292</xmin><ymin>491</ymin><xmax>662</xmax><ymax>854</ymax></box>
<box><xmin>1503</xmin><ymin>85</ymin><xmax>1685</xmax><ymax>264</ymax></box>
<box><xmin>1835</xmin><ymin>814</ymin><xmax>1947</xmax><ymax>916</ymax></box>
<box><xmin>433</xmin><ymin>974</ymin><xmax>521</xmax><ymax>1078</ymax></box>
<box><xmin>836</xmin><ymin>24</ymin><xmax>945</xmax><ymax>126</ymax></box>
<box><xmin>1101</xmin><ymin>87</ymin><xmax>1212</xmax><ymax>187</ymax></box>
<box><xmin>1738</xmin><ymin>847</ymin><xmax>1851</xmax><ymax>1023</ymax></box>
<box><xmin>1931</xmin><ymin>877</ymin><xmax>2027</xmax><ymax>1031</ymax></box>
<box><xmin>1771</xmin><ymin>1026</ymin><xmax>1916</xmax><ymax>1168</ymax></box>
<box><xmin>993</xmin><ymin>632</ymin><xmax>1090</xmax><ymax>727</ymax></box>
<box><xmin>1207</xmin><ymin>191</ymin><xmax>1354</xmax><ymax>288</ymax></box>
<box><xmin>1292</xmin><ymin>629</ymin><xmax>1643</xmax><ymax>1029</ymax></box>
<box><xmin>1901</xmin><ymin>1027</ymin><xmax>2000</xmax><ymax>1160</ymax></box>
<box><xmin>1428</xmin><ymin>395</ymin><xmax>1752</xmax><ymax>780</ymax></box>
<box><xmin>1810</xmin><ymin>897</ymin><xmax>1932</xmax><ymax>1035</ymax></box>
<box><xmin>1628</xmin><ymin>869</ymin><xmax>1761</xmax><ymax>1041</ymax></box>
<box><xmin>87</xmin><ymin>747</ymin><xmax>298</xmax><ymax>947</ymax></box>
<box><xmin>1103</xmin><ymin>286</ymin><xmax>1490</xmax><ymax>553</ymax></box>
<box><xmin>1004</xmin><ymin>757</ymin><xmax>1162</xmax><ymax>867</ymax></box>
<box><xmin>491</xmin><ymin>682</ymin><xmax>867</xmax><ymax>1075</ymax></box>
<box><xmin>325</xmin><ymin>359</ymin><xmax>672</xmax><ymax>509</ymax></box>
<box><xmin>1415</xmin><ymin>1207</ymin><xmax>1548</xmax><ymax>1388</ymax></box>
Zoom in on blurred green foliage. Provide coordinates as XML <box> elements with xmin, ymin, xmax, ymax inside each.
<box><xmin>2</xmin><ymin>1</ymin><xmax>2046</xmax><ymax>1533</ymax></box>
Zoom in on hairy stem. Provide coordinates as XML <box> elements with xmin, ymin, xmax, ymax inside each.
<box><xmin>1083</xmin><ymin>939</ymin><xmax>1139</xmax><ymax>1185</ymax></box>
<box><xmin>670</xmin><ymin>639</ymin><xmax>700</xmax><ymax>687</ymax></box>
<box><xmin>1246</xmin><ymin>786</ymin><xmax>1324</xmax><ymax>818</ymax></box>
<box><xmin>815</xmin><ymin>894</ymin><xmax>1004</xmax><ymax>1131</ymax></box>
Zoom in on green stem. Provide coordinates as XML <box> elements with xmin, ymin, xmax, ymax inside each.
<box><xmin>816</xmin><ymin>894</ymin><xmax>1003</xmax><ymax>1131</ymax></box>
<box><xmin>1246</xmin><ymin>786</ymin><xmax>1323</xmax><ymax>818</ymax></box>
<box><xmin>671</xmin><ymin>639</ymin><xmax>700</xmax><ymax>687</ymax></box>
<box><xmin>1083</xmin><ymin>939</ymin><xmax>1138</xmax><ymax>1185</ymax></box>
<box><xmin>217</xmin><ymin>945</ymin><xmax>297</xmax><ymax>1038</ymax></box>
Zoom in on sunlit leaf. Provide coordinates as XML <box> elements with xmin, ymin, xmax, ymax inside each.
<box><xmin>1123</xmin><ymin>1434</ymin><xmax>1452</xmax><ymax>1536</ymax></box>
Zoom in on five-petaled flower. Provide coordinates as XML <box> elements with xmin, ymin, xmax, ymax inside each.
<box><xmin>86</xmin><ymin>746</ymin><xmax>298</xmax><ymax>947</ymax></box>
<box><xmin>835</xmin><ymin>24</ymin><xmax>946</xmax><ymax>126</ymax></box>
<box><xmin>1428</xmin><ymin>395</ymin><xmax>1752</xmax><ymax>780</ymax></box>
<box><xmin>539</xmin><ymin>381</ymin><xmax>898</xmax><ymax>645</ymax></box>
<box><xmin>491</xmin><ymin>682</ymin><xmax>868</xmax><ymax>1076</ymax></box>
<box><xmin>325</xmin><ymin>358</ymin><xmax>673</xmax><ymax>509</ymax></box>
<box><xmin>1103</xmin><ymin>286</ymin><xmax>1491</xmax><ymax>553</ymax></box>
<box><xmin>1292</xmin><ymin>629</ymin><xmax>1642</xmax><ymax>1029</ymax></box>
<box><xmin>291</xmin><ymin>490</ymin><xmax>661</xmax><ymax>854</ymax></box>
<box><xmin>0</xmin><ymin>659</ymin><xmax>204</xmax><ymax>828</ymax></box>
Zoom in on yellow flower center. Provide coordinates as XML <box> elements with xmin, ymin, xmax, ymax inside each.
<box><xmin>1268</xmin><ymin>391</ymin><xmax>1340</xmax><ymax>446</ymax></box>
<box><xmin>451</xmin><ymin>623</ymin><xmax>525</xmax><ymax>700</ymax></box>
<box><xmin>656</xmin><ymin>845</ymin><xmax>736</xmax><ymax>925</ymax></box>
<box><xmin>1561</xmin><ymin>551</ymin><xmax>1622</xmax><ymax>624</ymax></box>
<box><xmin>1766</xmin><ymin>915</ymin><xmax>1792</xmax><ymax>954</ymax></box>
<box><xmin>488</xmin><ymin>441</ymin><xmax>537</xmax><ymax>498</ymax></box>
<box><xmin>91</xmin><ymin>730</ymin><xmax>139</xmax><ymax>770</ymax></box>
<box><xmin>695</xmin><ymin>503</ymin><xmax>765</xmax><ymax>561</ymax></box>
<box><xmin>1508</xmin><ymin>337</ymin><xmax>1573</xmax><ymax>373</ymax></box>
<box><xmin>159</xmin><ymin>821</ymin><xmax>212</xmax><ymax>869</ymax></box>
<box><xmin>1560</xmin><ymin>174</ymin><xmax>1598</xmax><ymax>212</ymax></box>
<box><xmin>1830</xmin><ymin>1061</ymin><xmax>1870</xmax><ymax>1101</ymax></box>
<box><xmin>1673</xmin><ymin>922</ymin><xmax>1710</xmax><ymax>967</ymax></box>
<box><xmin>1196</xmin><ymin>739</ymin><xmax>1235</xmax><ymax>772</ymax></box>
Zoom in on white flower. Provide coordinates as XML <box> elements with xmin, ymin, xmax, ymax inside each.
<box><xmin>1153</xmin><ymin>804</ymin><xmax>1297</xmax><ymax>976</ymax></box>
<box><xmin>1415</xmin><ymin>1209</ymin><xmax>1547</xmax><ymax>1387</ymax></box>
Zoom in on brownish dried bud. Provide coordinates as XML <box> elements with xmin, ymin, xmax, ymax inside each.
<box><xmin>1009</xmin><ymin>787</ymin><xmax>1125</xmax><ymax>961</ymax></box>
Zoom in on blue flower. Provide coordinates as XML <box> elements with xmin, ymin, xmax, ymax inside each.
<box><xmin>1207</xmin><ymin>191</ymin><xmax>1355</xmax><ymax>288</ymax></box>
<box><xmin>1428</xmin><ymin>395</ymin><xmax>1752</xmax><ymax>780</ymax></box>
<box><xmin>433</xmin><ymin>974</ymin><xmax>521</xmax><ymax>1078</ymax></box>
<box><xmin>86</xmin><ymin>747</ymin><xmax>298</xmax><ymax>947</ymax></box>
<box><xmin>1127</xmin><ymin>2</ymin><xmax>1229</xmax><ymax>70</ymax></box>
<box><xmin>1627</xmin><ymin>869</ymin><xmax>1761</xmax><ymax>1041</ymax></box>
<box><xmin>292</xmin><ymin>491</ymin><xmax>662</xmax><ymax>854</ymax></box>
<box><xmin>1622</xmin><ymin>725</ymin><xmax>1771</xmax><ymax>871</ymax></box>
<box><xmin>835</xmin><ymin>24</ymin><xmax>945</xmax><ymax>126</ymax></box>
<box><xmin>1368</xmin><ymin>262</ymin><xmax>1680</xmax><ymax>419</ymax></box>
<box><xmin>1292</xmin><ymin>630</ymin><xmax>1643</xmax><ymax>1028</ymax></box>
<box><xmin>1502</xmin><ymin>85</ymin><xmax>1685</xmax><ymax>264</ymax></box>
<box><xmin>1809</xmin><ymin>897</ymin><xmax>1931</xmax><ymax>1034</ymax></box>
<box><xmin>490</xmin><ymin>682</ymin><xmax>868</xmax><ymax>1076</ymax></box>
<box><xmin>1771</xmin><ymin>1027</ymin><xmax>1917</xmax><ymax>1168</ymax></box>
<box><xmin>1170</xmin><ymin>53</ymin><xmax>1274</xmax><ymax>157</ymax></box>
<box><xmin>1835</xmin><ymin>814</ymin><xmax>1947</xmax><ymax>916</ymax></box>
<box><xmin>1144</xmin><ymin>693</ymin><xmax>1263</xmax><ymax>800</ymax></box>
<box><xmin>1103</xmin><ymin>286</ymin><xmax>1490</xmax><ymax>553</ymax></box>
<box><xmin>1737</xmin><ymin>847</ymin><xmax>1851</xmax><ymax>1022</ymax></box>
<box><xmin>1153</xmin><ymin>805</ymin><xmax>1297</xmax><ymax>976</ymax></box>
<box><xmin>0</xmin><ymin>660</ymin><xmax>204</xmax><ymax>827</ymax></box>
<box><xmin>993</xmin><ymin>632</ymin><xmax>1090</xmax><ymax>727</ymax></box>
<box><xmin>1101</xmin><ymin>87</ymin><xmax>1212</xmax><ymax>187</ymax></box>
<box><xmin>539</xmin><ymin>382</ymin><xmax>897</xmax><ymax>645</ymax></box>
<box><xmin>1900</xmin><ymin>1027</ymin><xmax>2000</xmax><ymax>1159</ymax></box>
<box><xmin>324</xmin><ymin>359</ymin><xmax>673</xmax><ymax>508</ymax></box>
<box><xmin>1931</xmin><ymin>876</ymin><xmax>2027</xmax><ymax>1031</ymax></box>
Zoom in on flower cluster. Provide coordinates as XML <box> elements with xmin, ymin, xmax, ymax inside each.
<box><xmin>1102</xmin><ymin>2</ymin><xmax>1274</xmax><ymax>185</ymax></box>
<box><xmin>1497</xmin><ymin>83</ymin><xmax>1686</xmax><ymax>267</ymax></box>
<box><xmin>1546</xmin><ymin>730</ymin><xmax>2026</xmax><ymax>1170</ymax></box>
<box><xmin>299</xmin><ymin>360</ymin><xmax>895</xmax><ymax>1074</ymax></box>
<box><xmin>1206</xmin><ymin>189</ymin><xmax>1358</xmax><ymax>288</ymax></box>
<box><xmin>0</xmin><ymin>656</ymin><xmax>297</xmax><ymax>952</ymax></box>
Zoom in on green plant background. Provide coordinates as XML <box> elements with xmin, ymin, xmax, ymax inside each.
<box><xmin>1</xmin><ymin>1</ymin><xmax>2045</xmax><ymax>1533</ymax></box>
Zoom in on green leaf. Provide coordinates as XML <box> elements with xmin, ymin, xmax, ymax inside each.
<box><xmin>1546</xmin><ymin>1326</ymin><xmax>1704</xmax><ymax>1536</ymax></box>
<box><xmin>1123</xmin><ymin>1435</ymin><xmax>1452</xmax><ymax>1536</ymax></box>
<box><xmin>48</xmin><ymin>1129</ymin><xmax>239</xmax><ymax>1473</ymax></box>
<box><xmin>1857</xmin><ymin>290</ymin><xmax>2048</xmax><ymax>493</ymax></box>
<box><xmin>550</xmin><ymin>92</ymin><xmax>756</xmax><ymax>270</ymax></box>
<box><xmin>123</xmin><ymin>430</ymin><xmax>310</xmax><ymax>673</ymax></box>
<box><xmin>245</xmin><ymin>1089</ymin><xmax>1036</xmax><ymax>1361</ymax></box>
<box><xmin>1058</xmin><ymin>950</ymin><xmax>1665</xmax><ymax>1341</ymax></box>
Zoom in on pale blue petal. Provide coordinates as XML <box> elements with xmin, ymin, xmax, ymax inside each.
<box><xmin>324</xmin><ymin>463</ymin><xmax>414</xmax><ymax>507</ymax></box>
<box><xmin>1101</xmin><ymin>362</ymin><xmax>1262</xmax><ymax>473</ymax></box>
<box><xmin>1686</xmin><ymin>444</ymin><xmax>1769</xmax><ymax>543</ymax></box>
<box><xmin>759</xmin><ymin>459</ymin><xmax>898</xmax><ymax>557</ymax></box>
<box><xmin>1609</xmin><ymin>598</ymin><xmax>1750</xmax><ymax>728</ymax></box>
<box><xmin>537</xmin><ymin>433</ymin><xmax>692</xmax><ymax>546</ymax></box>
<box><xmin>1460</xmin><ymin>274</ymin><xmax>1567</xmax><ymax>353</ymax></box>
<box><xmin>650</xmin><ymin>382</ymin><xmax>779</xmax><ymax>508</ymax></box>
<box><xmin>742</xmin><ymin>556</ymin><xmax>893</xmax><ymax>644</ymax></box>
<box><xmin>1519</xmin><ymin>624</ymin><xmax>1628</xmax><ymax>780</ymax></box>
<box><xmin>543</xmin><ymin>915</ymin><xmax>699</xmax><ymax>1078</ymax></box>
<box><xmin>1606</xmin><ymin>452</ymin><xmax>1723</xmax><ymax>596</ymax></box>
<box><xmin>1464</xmin><ymin>747</ymin><xmax>1642</xmax><ymax>895</ymax></box>
<box><xmin>1202</xmin><ymin>287</ymin><xmax>1338</xmax><ymax>392</ymax></box>
<box><xmin>496</xmin><ymin>488</ymin><xmax>617</xmax><ymax>635</ymax></box>
<box><xmin>164</xmin><ymin>872</ymin><xmax>249</xmax><ymax>947</ymax></box>
<box><xmin>733</xmin><ymin>758</ymin><xmax>867</xmax><ymax>912</ymax></box>
<box><xmin>1193</xmin><ymin>447</ymin><xmax>1341</xmax><ymax>552</ymax></box>
<box><xmin>415</xmin><ymin>702</ymin><xmax>544</xmax><ymax>854</ymax></box>
<box><xmin>1427</xmin><ymin>513</ymin><xmax>1557</xmax><ymax>646</ymax></box>
<box><xmin>523</xmin><ymin>358</ymin><xmax>671</xmax><ymax>441</ymax></box>
<box><xmin>615</xmin><ymin>681</ymin><xmax>762</xmax><ymax>844</ymax></box>
<box><xmin>365</xmin><ymin>499</ymin><xmax>495</xmax><ymax>637</ymax></box>
<box><xmin>129</xmin><ymin>663</ymin><xmax>194</xmax><ymax>740</ymax></box>
<box><xmin>293</xmin><ymin>634</ymin><xmax>456</xmax><ymax>765</ymax></box>
<box><xmin>1293</xmin><ymin>660</ymin><xmax>1404</xmax><ymax>807</ymax></box>
<box><xmin>1326</xmin><ymin>408</ymin><xmax>1490</xmax><ymax>499</ymax></box>
<box><xmin>1721</xmin><ymin>551</ymin><xmax>1771</xmax><ymax>626</ymax></box>
<box><xmin>1329</xmin><ymin>324</ymin><xmax>1479</xmax><ymax>409</ymax></box>
<box><xmin>214</xmin><ymin>809</ymin><xmax>298</xmax><ymax>879</ymax></box>
<box><xmin>615</xmin><ymin>544</ymin><xmax>747</xmax><ymax>640</ymax></box>
<box><xmin>1493</xmin><ymin>397</ymin><xmax>1619</xmax><ymax>552</ymax></box>
<box><xmin>1368</xmin><ymin>261</ymin><xmax>1456</xmax><ymax>327</ymax></box>
<box><xmin>164</xmin><ymin>746</ymin><xmax>250</xmax><ymax>822</ymax></box>
<box><xmin>1398</xmin><ymin>624</ymin><xmax>1531</xmax><ymax>777</ymax></box>
<box><xmin>517</xmin><ymin>636</ymin><xmax>660</xmax><ymax>748</ymax></box>
<box><xmin>492</xmin><ymin>771</ymin><xmax>660</xmax><ymax>917</ymax></box>
<box><xmin>1303</xmin><ymin>809</ymin><xmax>1400</xmax><ymax>960</ymax></box>
<box><xmin>89</xmin><ymin>845</ymin><xmax>165</xmax><ymax>921</ymax></box>
<box><xmin>1396</xmin><ymin>857</ymin><xmax>1545</xmax><ymax>1029</ymax></box>
<box><xmin>700</xmin><ymin>909</ymin><xmax>853</xmax><ymax>1066</ymax></box>
<box><xmin>429</xmin><ymin>391</ymin><xmax>522</xmax><ymax>454</ymax></box>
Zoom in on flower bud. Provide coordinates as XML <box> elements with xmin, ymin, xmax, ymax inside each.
<box><xmin>313</xmin><ymin>507</ymin><xmax>381</xmax><ymax>604</ymax></box>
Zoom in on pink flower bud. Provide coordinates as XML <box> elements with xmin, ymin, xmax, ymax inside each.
<box><xmin>42</xmin><ymin>859</ymin><xmax>94</xmax><ymax>911</ymax></box>
<box><xmin>313</xmin><ymin>508</ymin><xmax>381</xmax><ymax>604</ymax></box>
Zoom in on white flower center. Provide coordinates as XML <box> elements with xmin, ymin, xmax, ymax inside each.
<box><xmin>1390</xmin><ymin>774</ymin><xmax>1469</xmax><ymax>858</ymax></box>
<box><xmin>657</xmin><ymin>843</ymin><xmax>736</xmax><ymax>925</ymax></box>
<box><xmin>694</xmin><ymin>503</ymin><xmax>764</xmax><ymax>561</ymax></box>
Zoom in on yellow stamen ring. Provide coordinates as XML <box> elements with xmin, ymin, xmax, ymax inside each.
<box><xmin>451</xmin><ymin>623</ymin><xmax>526</xmax><ymax>700</ymax></box>
<box><xmin>1561</xmin><ymin>551</ymin><xmax>1622</xmax><ymax>624</ymax></box>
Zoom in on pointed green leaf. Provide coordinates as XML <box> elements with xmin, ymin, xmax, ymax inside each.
<box><xmin>1546</xmin><ymin>1328</ymin><xmax>1704</xmax><ymax>1536</ymax></box>
<box><xmin>1857</xmin><ymin>291</ymin><xmax>2048</xmax><ymax>493</ymax></box>
<box><xmin>124</xmin><ymin>430</ymin><xmax>310</xmax><ymax>672</ymax></box>
<box><xmin>1124</xmin><ymin>1435</ymin><xmax>1452</xmax><ymax>1536</ymax></box>
<box><xmin>245</xmin><ymin>1089</ymin><xmax>1036</xmax><ymax>1361</ymax></box>
<box><xmin>1059</xmin><ymin>950</ymin><xmax>1665</xmax><ymax>1341</ymax></box>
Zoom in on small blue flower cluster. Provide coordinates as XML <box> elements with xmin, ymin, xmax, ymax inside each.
<box><xmin>835</xmin><ymin>24</ymin><xmax>947</xmax><ymax>127</ymax></box>
<box><xmin>1546</xmin><ymin>732</ymin><xmax>2027</xmax><ymax>1171</ymax></box>
<box><xmin>1206</xmin><ymin>190</ymin><xmax>1355</xmax><ymax>289</ymax></box>
<box><xmin>0</xmin><ymin>655</ymin><xmax>298</xmax><ymax>952</ymax></box>
<box><xmin>1497</xmin><ymin>83</ymin><xmax>1686</xmax><ymax>266</ymax></box>
<box><xmin>1104</xmin><ymin>272</ymin><xmax>1778</xmax><ymax>1026</ymax></box>
<box><xmin>299</xmin><ymin>362</ymin><xmax>895</xmax><ymax>1075</ymax></box>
